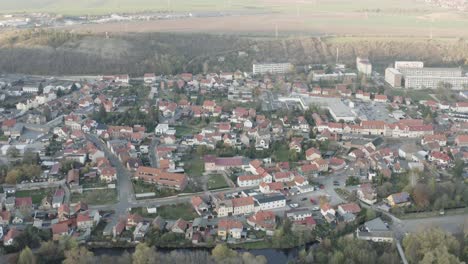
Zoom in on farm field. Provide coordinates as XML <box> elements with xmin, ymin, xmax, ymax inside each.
<box><xmin>3</xmin><ymin>0</ymin><xmax>468</xmax><ymax>37</ymax></box>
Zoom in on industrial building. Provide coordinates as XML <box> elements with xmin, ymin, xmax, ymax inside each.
<box><xmin>252</xmin><ymin>63</ymin><xmax>293</xmax><ymax>75</ymax></box>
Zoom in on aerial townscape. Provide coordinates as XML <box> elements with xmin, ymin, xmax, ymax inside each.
<box><xmin>0</xmin><ymin>0</ymin><xmax>467</xmax><ymax>264</ymax></box>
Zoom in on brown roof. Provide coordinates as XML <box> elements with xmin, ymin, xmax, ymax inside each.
<box><xmin>231</xmin><ymin>197</ymin><xmax>254</xmax><ymax>208</ymax></box>
<box><xmin>52</xmin><ymin>222</ymin><xmax>69</xmax><ymax>235</ymax></box>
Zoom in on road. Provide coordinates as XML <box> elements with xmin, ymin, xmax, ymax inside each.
<box><xmin>86</xmin><ymin>134</ymin><xmax>134</xmax><ymax>217</ymax></box>
<box><xmin>149</xmin><ymin>136</ymin><xmax>159</xmax><ymax>168</ymax></box>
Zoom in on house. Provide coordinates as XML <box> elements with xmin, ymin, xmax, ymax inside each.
<box><xmin>305</xmin><ymin>148</ymin><xmax>321</xmax><ymax>161</ymax></box>
<box><xmin>191</xmin><ymin>196</ymin><xmax>209</xmax><ymax>216</ymax></box>
<box><xmin>232</xmin><ymin>196</ymin><xmax>255</xmax><ymax>215</ymax></box>
<box><xmin>329</xmin><ymin>157</ymin><xmax>346</xmax><ymax>171</ymax></box>
<box><xmin>127</xmin><ymin>213</ymin><xmax>144</xmax><ymax>227</ymax></box>
<box><xmin>387</xmin><ymin>192</ymin><xmax>411</xmax><ymax>207</ymax></box>
<box><xmin>133</xmin><ymin>222</ymin><xmax>150</xmax><ymax>241</ymax></box>
<box><xmin>285</xmin><ymin>208</ymin><xmax>312</xmax><ymax>221</ymax></box>
<box><xmin>429</xmin><ymin>151</ymin><xmax>451</xmax><ymax>165</ymax></box>
<box><xmin>320</xmin><ymin>203</ymin><xmax>336</xmax><ymax>223</ymax></box>
<box><xmin>58</xmin><ymin>204</ymin><xmax>70</xmax><ymax>221</ymax></box>
<box><xmin>273</xmin><ymin>172</ymin><xmax>293</xmax><ymax>182</ymax></box>
<box><xmin>204</xmin><ymin>155</ymin><xmax>246</xmax><ymax>171</ymax></box>
<box><xmin>52</xmin><ymin>222</ymin><xmax>69</xmax><ymax>240</ymax></box>
<box><xmin>52</xmin><ymin>189</ymin><xmax>65</xmax><ymax>209</ymax></box>
<box><xmin>155</xmin><ymin>123</ymin><xmax>170</xmax><ymax>135</ymax></box>
<box><xmin>134</xmin><ymin>166</ymin><xmax>188</xmax><ymax>190</ymax></box>
<box><xmin>100</xmin><ymin>166</ymin><xmax>117</xmax><ymax>182</ymax></box>
<box><xmin>0</xmin><ymin>211</ymin><xmax>11</xmax><ymax>226</ymax></box>
<box><xmin>77</xmin><ymin>212</ymin><xmax>94</xmax><ymax>230</ymax></box>
<box><xmin>356</xmin><ymin>217</ymin><xmax>393</xmax><ymax>243</ymax></box>
<box><xmin>237</xmin><ymin>174</ymin><xmax>263</xmax><ymax>187</ymax></box>
<box><xmin>3</xmin><ymin>228</ymin><xmax>20</xmax><ymax>246</ymax></box>
<box><xmin>67</xmin><ymin>169</ymin><xmax>80</xmax><ymax>187</ymax></box>
<box><xmin>15</xmin><ymin>197</ymin><xmax>32</xmax><ymax>210</ymax></box>
<box><xmin>171</xmin><ymin>218</ymin><xmax>189</xmax><ymax>234</ymax></box>
<box><xmin>247</xmin><ymin>210</ymin><xmax>276</xmax><ymax>234</ymax></box>
<box><xmin>358</xmin><ymin>184</ymin><xmax>377</xmax><ymax>205</ymax></box>
<box><xmin>455</xmin><ymin>134</ymin><xmax>468</xmax><ymax>147</ymax></box>
<box><xmin>253</xmin><ymin>194</ymin><xmax>286</xmax><ymax>211</ymax></box>
<box><xmin>144</xmin><ymin>73</ymin><xmax>156</xmax><ymax>83</ymax></box>
<box><xmin>218</xmin><ymin>219</ymin><xmax>243</xmax><ymax>240</ymax></box>
<box><xmin>113</xmin><ymin>219</ymin><xmax>127</xmax><ymax>238</ymax></box>
<box><xmin>337</xmin><ymin>203</ymin><xmax>361</xmax><ymax>215</ymax></box>
<box><xmin>214</xmin><ymin>199</ymin><xmax>234</xmax><ymax>217</ymax></box>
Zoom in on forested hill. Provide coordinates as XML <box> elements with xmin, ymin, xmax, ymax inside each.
<box><xmin>0</xmin><ymin>30</ymin><xmax>467</xmax><ymax>75</ymax></box>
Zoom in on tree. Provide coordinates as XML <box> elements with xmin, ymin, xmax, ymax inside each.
<box><xmin>63</xmin><ymin>246</ymin><xmax>94</xmax><ymax>264</ymax></box>
<box><xmin>403</xmin><ymin>228</ymin><xmax>461</xmax><ymax>264</ymax></box>
<box><xmin>132</xmin><ymin>243</ymin><xmax>159</xmax><ymax>264</ymax></box>
<box><xmin>97</xmin><ymin>104</ymin><xmax>108</xmax><ymax>122</ymax></box>
<box><xmin>365</xmin><ymin>208</ymin><xmax>377</xmax><ymax>221</ymax></box>
<box><xmin>7</xmin><ymin>146</ymin><xmax>20</xmax><ymax>158</ymax></box>
<box><xmin>18</xmin><ymin>246</ymin><xmax>36</xmax><ymax>264</ymax></box>
<box><xmin>412</xmin><ymin>184</ymin><xmax>431</xmax><ymax>209</ymax></box>
<box><xmin>23</xmin><ymin>149</ymin><xmax>39</xmax><ymax>165</ymax></box>
<box><xmin>5</xmin><ymin>169</ymin><xmax>20</xmax><ymax>184</ymax></box>
<box><xmin>211</xmin><ymin>244</ymin><xmax>237</xmax><ymax>262</ymax></box>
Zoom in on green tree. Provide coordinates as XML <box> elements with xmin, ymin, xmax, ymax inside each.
<box><xmin>63</xmin><ymin>246</ymin><xmax>94</xmax><ymax>264</ymax></box>
<box><xmin>17</xmin><ymin>246</ymin><xmax>36</xmax><ymax>264</ymax></box>
<box><xmin>7</xmin><ymin>146</ymin><xmax>20</xmax><ymax>158</ymax></box>
<box><xmin>132</xmin><ymin>243</ymin><xmax>159</xmax><ymax>264</ymax></box>
<box><xmin>403</xmin><ymin>228</ymin><xmax>461</xmax><ymax>264</ymax></box>
<box><xmin>211</xmin><ymin>244</ymin><xmax>237</xmax><ymax>262</ymax></box>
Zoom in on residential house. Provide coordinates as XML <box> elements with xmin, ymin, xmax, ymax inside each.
<box><xmin>218</xmin><ymin>219</ymin><xmax>243</xmax><ymax>240</ymax></box>
<box><xmin>387</xmin><ymin>192</ymin><xmax>411</xmax><ymax>207</ymax></box>
<box><xmin>52</xmin><ymin>222</ymin><xmax>69</xmax><ymax>240</ymax></box>
<box><xmin>305</xmin><ymin>147</ymin><xmax>321</xmax><ymax>161</ymax></box>
<box><xmin>232</xmin><ymin>197</ymin><xmax>255</xmax><ymax>215</ymax></box>
<box><xmin>358</xmin><ymin>184</ymin><xmax>377</xmax><ymax>205</ymax></box>
<box><xmin>171</xmin><ymin>218</ymin><xmax>189</xmax><ymax>234</ymax></box>
<box><xmin>247</xmin><ymin>210</ymin><xmax>276</xmax><ymax>234</ymax></box>
<box><xmin>357</xmin><ymin>217</ymin><xmax>393</xmax><ymax>243</ymax></box>
<box><xmin>134</xmin><ymin>166</ymin><xmax>188</xmax><ymax>190</ymax></box>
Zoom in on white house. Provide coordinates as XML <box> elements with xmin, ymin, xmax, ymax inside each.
<box><xmin>155</xmin><ymin>123</ymin><xmax>170</xmax><ymax>135</ymax></box>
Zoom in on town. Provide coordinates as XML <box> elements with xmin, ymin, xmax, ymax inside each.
<box><xmin>0</xmin><ymin>58</ymin><xmax>466</xmax><ymax>262</ymax></box>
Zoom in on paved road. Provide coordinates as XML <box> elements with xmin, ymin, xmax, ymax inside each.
<box><xmin>400</xmin><ymin>214</ymin><xmax>468</xmax><ymax>235</ymax></box>
<box><xmin>86</xmin><ymin>134</ymin><xmax>134</xmax><ymax>216</ymax></box>
<box><xmin>149</xmin><ymin>136</ymin><xmax>159</xmax><ymax>168</ymax></box>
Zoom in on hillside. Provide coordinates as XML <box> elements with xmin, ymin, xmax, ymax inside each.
<box><xmin>0</xmin><ymin>31</ymin><xmax>467</xmax><ymax>76</ymax></box>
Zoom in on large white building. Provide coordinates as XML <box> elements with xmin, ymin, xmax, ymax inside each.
<box><xmin>356</xmin><ymin>57</ymin><xmax>372</xmax><ymax>76</ymax></box>
<box><xmin>404</xmin><ymin>76</ymin><xmax>468</xmax><ymax>90</ymax></box>
<box><xmin>253</xmin><ymin>63</ymin><xmax>293</xmax><ymax>75</ymax></box>
<box><xmin>388</xmin><ymin>62</ymin><xmax>468</xmax><ymax>90</ymax></box>
<box><xmin>385</xmin><ymin>68</ymin><xmax>403</xmax><ymax>88</ymax></box>
<box><xmin>394</xmin><ymin>61</ymin><xmax>424</xmax><ymax>70</ymax></box>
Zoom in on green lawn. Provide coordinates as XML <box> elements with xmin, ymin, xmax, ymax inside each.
<box><xmin>156</xmin><ymin>203</ymin><xmax>198</xmax><ymax>221</ymax></box>
<box><xmin>207</xmin><ymin>174</ymin><xmax>229</xmax><ymax>190</ymax></box>
<box><xmin>130</xmin><ymin>207</ymin><xmax>158</xmax><ymax>218</ymax></box>
<box><xmin>15</xmin><ymin>188</ymin><xmax>55</xmax><ymax>204</ymax></box>
<box><xmin>174</xmin><ymin>125</ymin><xmax>198</xmax><ymax>138</ymax></box>
<box><xmin>184</xmin><ymin>156</ymin><xmax>205</xmax><ymax>177</ymax></box>
<box><xmin>70</xmin><ymin>189</ymin><xmax>117</xmax><ymax>205</ymax></box>
<box><xmin>273</xmin><ymin>145</ymin><xmax>290</xmax><ymax>162</ymax></box>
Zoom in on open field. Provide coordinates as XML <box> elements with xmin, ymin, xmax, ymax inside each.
<box><xmin>70</xmin><ymin>189</ymin><xmax>117</xmax><ymax>205</ymax></box>
<box><xmin>3</xmin><ymin>0</ymin><xmax>468</xmax><ymax>37</ymax></box>
<box><xmin>207</xmin><ymin>174</ymin><xmax>229</xmax><ymax>190</ymax></box>
<box><xmin>15</xmin><ymin>188</ymin><xmax>54</xmax><ymax>204</ymax></box>
<box><xmin>156</xmin><ymin>203</ymin><xmax>198</xmax><ymax>220</ymax></box>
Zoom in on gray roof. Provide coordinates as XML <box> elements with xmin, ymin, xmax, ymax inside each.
<box><xmin>253</xmin><ymin>193</ymin><xmax>286</xmax><ymax>204</ymax></box>
<box><xmin>364</xmin><ymin>217</ymin><xmax>388</xmax><ymax>232</ymax></box>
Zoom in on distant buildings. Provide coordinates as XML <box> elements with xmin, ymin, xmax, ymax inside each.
<box><xmin>252</xmin><ymin>63</ymin><xmax>293</xmax><ymax>75</ymax></box>
<box><xmin>356</xmin><ymin>57</ymin><xmax>372</xmax><ymax>76</ymax></box>
<box><xmin>385</xmin><ymin>61</ymin><xmax>468</xmax><ymax>90</ymax></box>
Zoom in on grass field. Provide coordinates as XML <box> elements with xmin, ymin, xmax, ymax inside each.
<box><xmin>15</xmin><ymin>188</ymin><xmax>54</xmax><ymax>204</ymax></box>
<box><xmin>3</xmin><ymin>1</ymin><xmax>468</xmax><ymax>37</ymax></box>
<box><xmin>156</xmin><ymin>203</ymin><xmax>198</xmax><ymax>220</ymax></box>
<box><xmin>70</xmin><ymin>189</ymin><xmax>117</xmax><ymax>205</ymax></box>
<box><xmin>207</xmin><ymin>174</ymin><xmax>229</xmax><ymax>190</ymax></box>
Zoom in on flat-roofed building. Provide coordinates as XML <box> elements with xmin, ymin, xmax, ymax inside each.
<box><xmin>385</xmin><ymin>68</ymin><xmax>403</xmax><ymax>88</ymax></box>
<box><xmin>394</xmin><ymin>61</ymin><xmax>424</xmax><ymax>70</ymax></box>
<box><xmin>253</xmin><ymin>63</ymin><xmax>293</xmax><ymax>75</ymax></box>
<box><xmin>356</xmin><ymin>57</ymin><xmax>372</xmax><ymax>76</ymax></box>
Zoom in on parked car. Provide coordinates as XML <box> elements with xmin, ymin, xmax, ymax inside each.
<box><xmin>310</xmin><ymin>198</ymin><xmax>316</xmax><ymax>204</ymax></box>
<box><xmin>289</xmin><ymin>203</ymin><xmax>299</xmax><ymax>208</ymax></box>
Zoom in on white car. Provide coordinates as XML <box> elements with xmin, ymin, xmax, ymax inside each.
<box><xmin>312</xmin><ymin>206</ymin><xmax>320</xmax><ymax>211</ymax></box>
<box><xmin>289</xmin><ymin>203</ymin><xmax>299</xmax><ymax>208</ymax></box>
